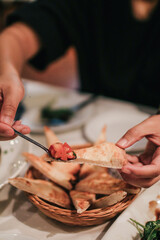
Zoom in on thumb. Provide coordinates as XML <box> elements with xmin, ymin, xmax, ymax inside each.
<box><xmin>116</xmin><ymin>119</ymin><xmax>150</xmax><ymax>149</ymax></box>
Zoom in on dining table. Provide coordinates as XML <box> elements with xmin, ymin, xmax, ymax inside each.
<box><xmin>0</xmin><ymin>79</ymin><xmax>157</xmax><ymax>240</ymax></box>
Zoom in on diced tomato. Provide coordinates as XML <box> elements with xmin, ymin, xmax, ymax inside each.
<box><xmin>48</xmin><ymin>144</ymin><xmax>55</xmax><ymax>157</ymax></box>
<box><xmin>60</xmin><ymin>153</ymin><xmax>68</xmax><ymax>161</ymax></box>
<box><xmin>67</xmin><ymin>152</ymin><xmax>75</xmax><ymax>159</ymax></box>
<box><xmin>54</xmin><ymin>151</ymin><xmax>62</xmax><ymax>159</ymax></box>
<box><xmin>63</xmin><ymin>142</ymin><xmax>72</xmax><ymax>153</ymax></box>
<box><xmin>53</xmin><ymin>142</ymin><xmax>64</xmax><ymax>152</ymax></box>
<box><xmin>49</xmin><ymin>142</ymin><xmax>76</xmax><ymax>161</ymax></box>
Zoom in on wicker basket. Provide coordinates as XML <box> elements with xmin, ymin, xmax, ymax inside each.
<box><xmin>25</xmin><ymin>167</ymin><xmax>137</xmax><ymax>226</ymax></box>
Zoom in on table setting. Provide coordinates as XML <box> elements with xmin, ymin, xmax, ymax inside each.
<box><xmin>0</xmin><ymin>79</ymin><xmax>158</xmax><ymax>240</ymax></box>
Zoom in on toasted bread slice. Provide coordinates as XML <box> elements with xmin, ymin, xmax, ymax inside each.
<box><xmin>79</xmin><ymin>164</ymin><xmax>108</xmax><ymax>179</ymax></box>
<box><xmin>70</xmin><ymin>190</ymin><xmax>95</xmax><ymax>213</ymax></box>
<box><xmin>44</xmin><ymin>126</ymin><xmax>60</xmax><ymax>147</ymax></box>
<box><xmin>9</xmin><ymin>177</ymin><xmax>71</xmax><ymax>208</ymax></box>
<box><xmin>71</xmin><ymin>143</ymin><xmax>93</xmax><ymax>150</ymax></box>
<box><xmin>76</xmin><ymin>172</ymin><xmax>122</xmax><ymax>194</ymax></box>
<box><xmin>76</xmin><ymin>171</ymin><xmax>140</xmax><ymax>195</ymax></box>
<box><xmin>92</xmin><ymin>191</ymin><xmax>127</xmax><ymax>208</ymax></box>
<box><xmin>23</xmin><ymin>152</ymin><xmax>74</xmax><ymax>190</ymax></box>
<box><xmin>120</xmin><ymin>182</ymin><xmax>141</xmax><ymax>194</ymax></box>
<box><xmin>74</xmin><ymin>142</ymin><xmax>127</xmax><ymax>169</ymax></box>
<box><xmin>41</xmin><ymin>154</ymin><xmax>80</xmax><ymax>176</ymax></box>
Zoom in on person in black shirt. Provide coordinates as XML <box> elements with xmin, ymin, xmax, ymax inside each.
<box><xmin>0</xmin><ymin>0</ymin><xmax>160</xmax><ymax>187</ymax></box>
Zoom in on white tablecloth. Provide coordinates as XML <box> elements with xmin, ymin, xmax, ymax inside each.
<box><xmin>0</xmin><ymin>80</ymin><xmax>156</xmax><ymax>239</ymax></box>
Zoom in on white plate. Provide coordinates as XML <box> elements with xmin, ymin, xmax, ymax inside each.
<box><xmin>22</xmin><ymin>82</ymin><xmax>95</xmax><ymax>133</ymax></box>
<box><xmin>84</xmin><ymin>109</ymin><xmax>150</xmax><ymax>151</ymax></box>
<box><xmin>102</xmin><ymin>181</ymin><xmax>160</xmax><ymax>240</ymax></box>
<box><xmin>0</xmin><ymin>233</ymin><xmax>36</xmax><ymax>240</ymax></box>
<box><xmin>0</xmin><ymin>136</ymin><xmax>31</xmax><ymax>189</ymax></box>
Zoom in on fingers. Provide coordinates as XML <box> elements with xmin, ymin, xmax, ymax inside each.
<box><xmin>0</xmin><ymin>121</ymin><xmax>30</xmax><ymax>141</ymax></box>
<box><xmin>0</xmin><ymin>88</ymin><xmax>22</xmax><ymax>126</ymax></box>
<box><xmin>116</xmin><ymin>115</ymin><xmax>160</xmax><ymax>149</ymax></box>
<box><xmin>13</xmin><ymin>121</ymin><xmax>30</xmax><ymax>135</ymax></box>
<box><xmin>0</xmin><ymin>122</ymin><xmax>14</xmax><ymax>138</ymax></box>
<box><xmin>122</xmin><ymin>147</ymin><xmax>160</xmax><ymax>178</ymax></box>
<box><xmin>126</xmin><ymin>154</ymin><xmax>140</xmax><ymax>163</ymax></box>
<box><xmin>0</xmin><ymin>77</ymin><xmax>24</xmax><ymax>126</ymax></box>
<box><xmin>116</xmin><ymin>121</ymin><xmax>147</xmax><ymax>148</ymax></box>
<box><xmin>13</xmin><ymin>120</ymin><xmax>22</xmax><ymax>126</ymax></box>
<box><xmin>116</xmin><ymin>115</ymin><xmax>160</xmax><ymax>188</ymax></box>
<box><xmin>0</xmin><ymin>80</ymin><xmax>28</xmax><ymax>141</ymax></box>
<box><xmin>135</xmin><ymin>142</ymin><xmax>156</xmax><ymax>165</ymax></box>
<box><xmin>120</xmin><ymin>172</ymin><xmax>160</xmax><ymax>188</ymax></box>
<box><xmin>120</xmin><ymin>147</ymin><xmax>160</xmax><ymax>188</ymax></box>
<box><xmin>122</xmin><ymin>164</ymin><xmax>160</xmax><ymax>178</ymax></box>
<box><xmin>139</xmin><ymin>152</ymin><xmax>153</xmax><ymax>165</ymax></box>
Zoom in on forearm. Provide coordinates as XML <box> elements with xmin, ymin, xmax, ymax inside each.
<box><xmin>0</xmin><ymin>22</ymin><xmax>40</xmax><ymax>76</ymax></box>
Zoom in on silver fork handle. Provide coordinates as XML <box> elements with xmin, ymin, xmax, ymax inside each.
<box><xmin>13</xmin><ymin>128</ymin><xmax>49</xmax><ymax>154</ymax></box>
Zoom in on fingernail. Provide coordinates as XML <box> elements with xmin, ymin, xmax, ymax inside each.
<box><xmin>122</xmin><ymin>168</ymin><xmax>131</xmax><ymax>174</ymax></box>
<box><xmin>21</xmin><ymin>128</ymin><xmax>29</xmax><ymax>134</ymax></box>
<box><xmin>15</xmin><ymin>120</ymin><xmax>22</xmax><ymax>125</ymax></box>
<box><xmin>117</xmin><ymin>138</ymin><xmax>128</xmax><ymax>148</ymax></box>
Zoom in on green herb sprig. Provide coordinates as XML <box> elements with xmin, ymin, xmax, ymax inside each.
<box><xmin>130</xmin><ymin>218</ymin><xmax>160</xmax><ymax>240</ymax></box>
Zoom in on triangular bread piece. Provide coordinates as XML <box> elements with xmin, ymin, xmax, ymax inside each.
<box><xmin>40</xmin><ymin>154</ymin><xmax>80</xmax><ymax>176</ymax></box>
<box><xmin>71</xmin><ymin>143</ymin><xmax>93</xmax><ymax>150</ymax></box>
<box><xmin>79</xmin><ymin>164</ymin><xmax>108</xmax><ymax>179</ymax></box>
<box><xmin>23</xmin><ymin>152</ymin><xmax>74</xmax><ymax>190</ymax></box>
<box><xmin>74</xmin><ymin>142</ymin><xmax>127</xmax><ymax>169</ymax></box>
<box><xmin>79</xmin><ymin>125</ymin><xmax>108</xmax><ymax>179</ymax></box>
<box><xmin>70</xmin><ymin>190</ymin><xmax>95</xmax><ymax>213</ymax></box>
<box><xmin>92</xmin><ymin>191</ymin><xmax>127</xmax><ymax>208</ymax></box>
<box><xmin>76</xmin><ymin>171</ymin><xmax>140</xmax><ymax>195</ymax></box>
<box><xmin>44</xmin><ymin>126</ymin><xmax>60</xmax><ymax>147</ymax></box>
<box><xmin>9</xmin><ymin>177</ymin><xmax>71</xmax><ymax>208</ymax></box>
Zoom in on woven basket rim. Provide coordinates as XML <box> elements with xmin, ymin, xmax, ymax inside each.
<box><xmin>27</xmin><ymin>192</ymin><xmax>136</xmax><ymax>213</ymax></box>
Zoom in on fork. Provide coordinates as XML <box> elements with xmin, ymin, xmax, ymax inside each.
<box><xmin>13</xmin><ymin>128</ymin><xmax>75</xmax><ymax>162</ymax></box>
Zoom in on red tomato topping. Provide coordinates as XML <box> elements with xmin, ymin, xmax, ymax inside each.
<box><xmin>53</xmin><ymin>142</ymin><xmax>63</xmax><ymax>152</ymax></box>
<box><xmin>48</xmin><ymin>144</ymin><xmax>55</xmax><ymax>157</ymax></box>
<box><xmin>67</xmin><ymin>152</ymin><xmax>75</xmax><ymax>159</ymax></box>
<box><xmin>49</xmin><ymin>142</ymin><xmax>75</xmax><ymax>161</ymax></box>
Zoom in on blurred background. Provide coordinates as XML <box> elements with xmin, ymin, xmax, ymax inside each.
<box><xmin>0</xmin><ymin>0</ymin><xmax>80</xmax><ymax>89</ymax></box>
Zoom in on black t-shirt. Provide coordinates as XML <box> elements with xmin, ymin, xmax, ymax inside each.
<box><xmin>7</xmin><ymin>0</ymin><xmax>160</xmax><ymax>107</ymax></box>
